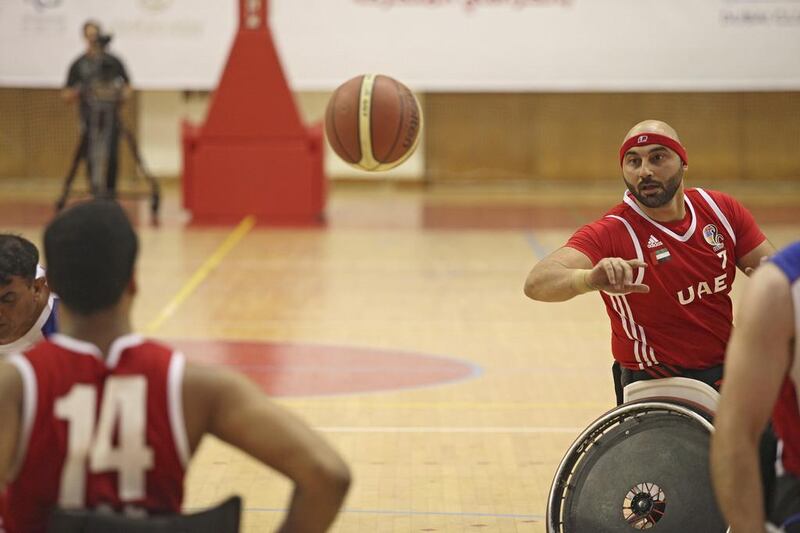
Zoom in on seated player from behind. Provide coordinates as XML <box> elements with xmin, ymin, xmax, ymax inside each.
<box><xmin>712</xmin><ymin>241</ymin><xmax>800</xmax><ymax>533</ymax></box>
<box><xmin>0</xmin><ymin>201</ymin><xmax>351</xmax><ymax>533</ymax></box>
<box><xmin>0</xmin><ymin>234</ymin><xmax>57</xmax><ymax>356</ymax></box>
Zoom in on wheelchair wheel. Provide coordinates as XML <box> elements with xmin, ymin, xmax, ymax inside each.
<box><xmin>547</xmin><ymin>400</ymin><xmax>727</xmax><ymax>532</ymax></box>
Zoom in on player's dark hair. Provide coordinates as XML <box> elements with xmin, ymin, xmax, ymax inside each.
<box><xmin>0</xmin><ymin>235</ymin><xmax>39</xmax><ymax>287</ymax></box>
<box><xmin>44</xmin><ymin>200</ymin><xmax>138</xmax><ymax>315</ymax></box>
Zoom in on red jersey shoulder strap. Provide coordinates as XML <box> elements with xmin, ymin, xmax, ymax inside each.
<box><xmin>166</xmin><ymin>351</ymin><xmax>190</xmax><ymax>468</ymax></box>
<box><xmin>5</xmin><ymin>353</ymin><xmax>37</xmax><ymax>482</ymax></box>
<box><xmin>693</xmin><ymin>188</ymin><xmax>737</xmax><ymax>246</ymax></box>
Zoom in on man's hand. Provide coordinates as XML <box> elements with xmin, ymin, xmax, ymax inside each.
<box><xmin>587</xmin><ymin>258</ymin><xmax>650</xmax><ymax>295</ymax></box>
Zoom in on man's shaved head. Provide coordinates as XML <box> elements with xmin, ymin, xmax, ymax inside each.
<box><xmin>623</xmin><ymin>120</ymin><xmax>681</xmax><ymax>144</ymax></box>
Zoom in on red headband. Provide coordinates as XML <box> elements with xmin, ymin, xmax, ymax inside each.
<box><xmin>619</xmin><ymin>133</ymin><xmax>688</xmax><ymax>167</ymax></box>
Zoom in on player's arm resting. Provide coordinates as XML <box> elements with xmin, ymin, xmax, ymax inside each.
<box><xmin>184</xmin><ymin>364</ymin><xmax>351</xmax><ymax>532</ymax></box>
<box><xmin>739</xmin><ymin>239</ymin><xmax>776</xmax><ymax>276</ymax></box>
<box><xmin>0</xmin><ymin>361</ymin><xmax>22</xmax><ymax>485</ymax></box>
<box><xmin>711</xmin><ymin>264</ymin><xmax>792</xmax><ymax>533</ymax></box>
<box><xmin>524</xmin><ymin>246</ymin><xmax>648</xmax><ymax>302</ymax></box>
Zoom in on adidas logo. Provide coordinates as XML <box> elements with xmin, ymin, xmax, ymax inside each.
<box><xmin>647</xmin><ymin>235</ymin><xmax>664</xmax><ymax>249</ymax></box>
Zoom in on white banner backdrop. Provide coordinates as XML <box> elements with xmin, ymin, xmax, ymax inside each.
<box><xmin>0</xmin><ymin>0</ymin><xmax>237</xmax><ymax>89</ymax></box>
<box><xmin>1</xmin><ymin>0</ymin><xmax>800</xmax><ymax>91</ymax></box>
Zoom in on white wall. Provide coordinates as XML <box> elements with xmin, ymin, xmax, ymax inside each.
<box><xmin>3</xmin><ymin>0</ymin><xmax>800</xmax><ymax>91</ymax></box>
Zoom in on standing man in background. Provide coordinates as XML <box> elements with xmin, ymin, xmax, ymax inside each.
<box><xmin>62</xmin><ymin>20</ymin><xmax>131</xmax><ymax>199</ymax></box>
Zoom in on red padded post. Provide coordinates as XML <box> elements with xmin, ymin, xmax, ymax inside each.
<box><xmin>181</xmin><ymin>0</ymin><xmax>325</xmax><ymax>225</ymax></box>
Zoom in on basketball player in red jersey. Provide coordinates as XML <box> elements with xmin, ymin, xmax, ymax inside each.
<box><xmin>0</xmin><ymin>201</ymin><xmax>350</xmax><ymax>533</ymax></box>
<box><xmin>712</xmin><ymin>242</ymin><xmax>800</xmax><ymax>533</ymax></box>
<box><xmin>524</xmin><ymin>119</ymin><xmax>773</xmax><ymax>399</ymax></box>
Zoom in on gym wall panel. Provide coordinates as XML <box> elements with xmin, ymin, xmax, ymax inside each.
<box><xmin>424</xmin><ymin>92</ymin><xmax>800</xmax><ymax>183</ymax></box>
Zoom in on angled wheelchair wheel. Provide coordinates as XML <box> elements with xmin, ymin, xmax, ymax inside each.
<box><xmin>547</xmin><ymin>400</ymin><xmax>727</xmax><ymax>532</ymax></box>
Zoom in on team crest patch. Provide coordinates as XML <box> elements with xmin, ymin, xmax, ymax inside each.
<box><xmin>702</xmin><ymin>224</ymin><xmax>725</xmax><ymax>252</ymax></box>
<box><xmin>650</xmin><ymin>247</ymin><xmax>671</xmax><ymax>263</ymax></box>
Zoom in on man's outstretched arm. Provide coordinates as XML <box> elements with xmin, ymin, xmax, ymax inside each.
<box><xmin>524</xmin><ymin>246</ymin><xmax>648</xmax><ymax>302</ymax></box>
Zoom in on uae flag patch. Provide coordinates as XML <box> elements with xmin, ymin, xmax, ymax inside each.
<box><xmin>650</xmin><ymin>247</ymin><xmax>671</xmax><ymax>264</ymax></box>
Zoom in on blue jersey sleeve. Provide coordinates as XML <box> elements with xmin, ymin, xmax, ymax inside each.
<box><xmin>41</xmin><ymin>297</ymin><xmax>59</xmax><ymax>338</ymax></box>
<box><xmin>771</xmin><ymin>241</ymin><xmax>800</xmax><ymax>284</ymax></box>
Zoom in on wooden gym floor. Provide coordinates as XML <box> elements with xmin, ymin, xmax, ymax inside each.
<box><xmin>2</xmin><ymin>178</ymin><xmax>799</xmax><ymax>532</ymax></box>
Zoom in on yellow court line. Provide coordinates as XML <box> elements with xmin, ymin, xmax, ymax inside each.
<box><xmin>143</xmin><ymin>215</ymin><xmax>256</xmax><ymax>335</ymax></box>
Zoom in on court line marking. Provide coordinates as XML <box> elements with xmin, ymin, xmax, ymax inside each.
<box><xmin>184</xmin><ymin>506</ymin><xmax>544</xmax><ymax>521</ymax></box>
<box><xmin>524</xmin><ymin>231</ymin><xmax>550</xmax><ymax>259</ymax></box>
<box><xmin>240</xmin><ymin>507</ymin><xmax>544</xmax><ymax>520</ymax></box>
<box><xmin>315</xmin><ymin>426</ymin><xmax>583</xmax><ymax>434</ymax></box>
<box><xmin>144</xmin><ymin>215</ymin><xmax>256</xmax><ymax>335</ymax></box>
<box><xmin>280</xmin><ymin>400</ymin><xmax>610</xmax><ymax>410</ymax></box>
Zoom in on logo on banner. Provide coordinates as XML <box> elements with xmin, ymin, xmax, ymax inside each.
<box><xmin>26</xmin><ymin>0</ymin><xmax>61</xmax><ymax>10</ymax></box>
<box><xmin>139</xmin><ymin>0</ymin><xmax>174</xmax><ymax>12</ymax></box>
<box><xmin>702</xmin><ymin>224</ymin><xmax>725</xmax><ymax>252</ymax></box>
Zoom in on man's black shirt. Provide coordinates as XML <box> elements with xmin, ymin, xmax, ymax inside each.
<box><xmin>65</xmin><ymin>52</ymin><xmax>130</xmax><ymax>121</ymax></box>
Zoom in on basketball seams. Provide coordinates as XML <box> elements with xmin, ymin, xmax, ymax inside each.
<box><xmin>388</xmin><ymin>90</ymin><xmax>422</xmax><ymax>169</ymax></box>
<box><xmin>376</xmin><ymin>77</ymin><xmax>406</xmax><ymax>163</ymax></box>
<box><xmin>357</xmin><ymin>74</ymin><xmax>380</xmax><ymax>170</ymax></box>
<box><xmin>326</xmin><ymin>86</ymin><xmax>359</xmax><ymax>164</ymax></box>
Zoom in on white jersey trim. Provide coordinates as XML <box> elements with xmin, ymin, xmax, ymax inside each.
<box><xmin>621</xmin><ymin>294</ymin><xmax>657</xmax><ymax>367</ymax></box>
<box><xmin>776</xmin><ymin>439</ymin><xmax>786</xmax><ymax>477</ymax></box>
<box><xmin>50</xmin><ymin>333</ymin><xmax>144</xmax><ymax>369</ymax></box>
<box><xmin>6</xmin><ymin>354</ymin><xmax>37</xmax><ymax>481</ymax></box>
<box><xmin>106</xmin><ymin>334</ymin><xmax>145</xmax><ymax>369</ymax></box>
<box><xmin>609</xmin><ymin>295</ymin><xmax>643</xmax><ymax>369</ymax></box>
<box><xmin>601</xmin><ymin>215</ymin><xmax>660</xmax><ymax>368</ymax></box>
<box><xmin>604</xmin><ymin>215</ymin><xmax>646</xmax><ymax>285</ymax></box>
<box><xmin>168</xmin><ymin>352</ymin><xmax>190</xmax><ymax>469</ymax></box>
<box><xmin>50</xmin><ymin>334</ymin><xmax>102</xmax><ymax>359</ymax></box>
<box><xmin>622</xmin><ymin>191</ymin><xmax>697</xmax><ymax>242</ymax></box>
<box><xmin>695</xmin><ymin>188</ymin><xmax>737</xmax><ymax>246</ymax></box>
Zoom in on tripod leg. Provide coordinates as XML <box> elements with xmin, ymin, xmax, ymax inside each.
<box><xmin>56</xmin><ymin>130</ymin><xmax>89</xmax><ymax>211</ymax></box>
<box><xmin>122</xmin><ymin>125</ymin><xmax>161</xmax><ymax>225</ymax></box>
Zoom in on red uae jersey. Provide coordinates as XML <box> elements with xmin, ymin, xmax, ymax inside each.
<box><xmin>566</xmin><ymin>188</ymin><xmax>765</xmax><ymax>371</ymax></box>
<box><xmin>0</xmin><ymin>333</ymin><xmax>189</xmax><ymax>533</ymax></box>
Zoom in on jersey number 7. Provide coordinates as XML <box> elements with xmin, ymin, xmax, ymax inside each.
<box><xmin>55</xmin><ymin>376</ymin><xmax>154</xmax><ymax>507</ymax></box>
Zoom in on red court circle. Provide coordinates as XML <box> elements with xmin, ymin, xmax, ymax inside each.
<box><xmin>169</xmin><ymin>339</ymin><xmax>480</xmax><ymax>397</ymax></box>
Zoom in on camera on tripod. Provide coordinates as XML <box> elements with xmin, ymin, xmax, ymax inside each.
<box><xmin>80</xmin><ymin>35</ymin><xmax>124</xmax><ymax>103</ymax></box>
<box><xmin>96</xmin><ymin>33</ymin><xmax>113</xmax><ymax>49</ymax></box>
